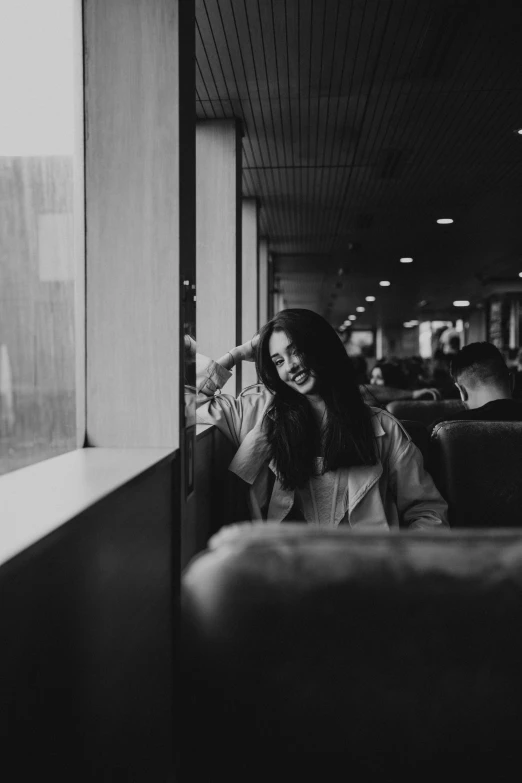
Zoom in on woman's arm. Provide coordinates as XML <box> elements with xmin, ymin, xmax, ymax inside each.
<box><xmin>385</xmin><ymin>418</ymin><xmax>449</xmax><ymax>530</ymax></box>
<box><xmin>216</xmin><ymin>334</ymin><xmax>259</xmax><ymax>370</ymax></box>
<box><xmin>192</xmin><ymin>335</ymin><xmax>265</xmax><ymax>447</ymax></box>
<box><xmin>361</xmin><ymin>384</ymin><xmax>441</xmax><ymax>404</ymax></box>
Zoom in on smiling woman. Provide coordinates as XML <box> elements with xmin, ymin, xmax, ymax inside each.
<box><xmin>194</xmin><ymin>308</ymin><xmax>448</xmax><ymax>531</ymax></box>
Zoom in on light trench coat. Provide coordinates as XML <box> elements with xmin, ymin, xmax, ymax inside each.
<box><xmin>196</xmin><ymin>355</ymin><xmax>449</xmax><ymax>531</ymax></box>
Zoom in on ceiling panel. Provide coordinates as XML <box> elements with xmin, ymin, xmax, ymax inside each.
<box><xmin>196</xmin><ymin>0</ymin><xmax>522</xmax><ymax>327</ymax></box>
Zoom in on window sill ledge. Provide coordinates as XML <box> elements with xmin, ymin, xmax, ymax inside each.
<box><xmin>196</xmin><ymin>423</ymin><xmax>215</xmax><ymax>441</ymax></box>
<box><xmin>0</xmin><ymin>447</ymin><xmax>175</xmax><ymax>567</ymax></box>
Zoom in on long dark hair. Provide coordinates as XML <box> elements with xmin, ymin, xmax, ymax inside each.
<box><xmin>255</xmin><ymin>309</ymin><xmax>378</xmax><ymax>489</ymax></box>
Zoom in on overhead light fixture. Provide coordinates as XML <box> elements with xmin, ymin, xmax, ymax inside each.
<box><xmin>403</xmin><ymin>320</ymin><xmax>419</xmax><ymax>328</ymax></box>
<box><xmin>400</xmin><ymin>257</ymin><xmax>413</xmax><ymax>263</ymax></box>
<box><xmin>379</xmin><ymin>280</ymin><xmax>391</xmax><ymax>287</ymax></box>
<box><xmin>343</xmin><ymin>320</ymin><xmax>351</xmax><ymax>325</ymax></box>
<box><xmin>519</xmin><ymin>272</ymin><xmax>522</xmax><ymax>278</ymax></box>
<box><xmin>436</xmin><ymin>218</ymin><xmax>454</xmax><ymax>224</ymax></box>
<box><xmin>356</xmin><ymin>306</ymin><xmax>365</xmax><ymax>312</ymax></box>
<box><xmin>348</xmin><ymin>315</ymin><xmax>357</xmax><ymax>321</ymax></box>
<box><xmin>453</xmin><ymin>300</ymin><xmax>470</xmax><ymax>307</ymax></box>
<box><xmin>517</xmin><ymin>129</ymin><xmax>522</xmax><ymax>135</ymax></box>
<box><xmin>365</xmin><ymin>295</ymin><xmax>376</xmax><ymax>302</ymax></box>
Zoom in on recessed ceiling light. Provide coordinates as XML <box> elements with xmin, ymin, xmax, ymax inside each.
<box><xmin>517</xmin><ymin>129</ymin><xmax>522</xmax><ymax>135</ymax></box>
<box><xmin>400</xmin><ymin>257</ymin><xmax>413</xmax><ymax>263</ymax></box>
<box><xmin>365</xmin><ymin>295</ymin><xmax>376</xmax><ymax>302</ymax></box>
<box><xmin>379</xmin><ymin>280</ymin><xmax>391</xmax><ymax>287</ymax></box>
<box><xmin>519</xmin><ymin>272</ymin><xmax>522</xmax><ymax>278</ymax></box>
<box><xmin>453</xmin><ymin>300</ymin><xmax>470</xmax><ymax>307</ymax></box>
<box><xmin>343</xmin><ymin>320</ymin><xmax>351</xmax><ymax>325</ymax></box>
<box><xmin>403</xmin><ymin>321</ymin><xmax>419</xmax><ymax>328</ymax></box>
<box><xmin>356</xmin><ymin>306</ymin><xmax>365</xmax><ymax>312</ymax></box>
<box><xmin>348</xmin><ymin>315</ymin><xmax>357</xmax><ymax>320</ymax></box>
<box><xmin>436</xmin><ymin>218</ymin><xmax>454</xmax><ymax>224</ymax></box>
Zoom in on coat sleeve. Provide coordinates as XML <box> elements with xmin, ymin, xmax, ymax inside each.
<box><xmin>195</xmin><ymin>353</ymin><xmax>267</xmax><ymax>447</ymax></box>
<box><xmin>385</xmin><ymin>417</ymin><xmax>449</xmax><ymax>530</ymax></box>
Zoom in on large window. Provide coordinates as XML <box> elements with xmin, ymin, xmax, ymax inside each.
<box><xmin>0</xmin><ymin>0</ymin><xmax>83</xmax><ymax>475</ymax></box>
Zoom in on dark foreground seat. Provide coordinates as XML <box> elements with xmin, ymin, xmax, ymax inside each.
<box><xmin>386</xmin><ymin>398</ymin><xmax>465</xmax><ymax>425</ymax></box>
<box><xmin>430</xmin><ymin>420</ymin><xmax>522</xmax><ymax>528</ymax></box>
<box><xmin>181</xmin><ymin>523</ymin><xmax>522</xmax><ymax>780</ymax></box>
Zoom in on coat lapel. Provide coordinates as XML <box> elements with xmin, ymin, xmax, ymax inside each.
<box><xmin>348</xmin><ymin>412</ymin><xmax>386</xmax><ymax>516</ymax></box>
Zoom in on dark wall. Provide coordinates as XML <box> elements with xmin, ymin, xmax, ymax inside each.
<box><xmin>0</xmin><ymin>458</ymin><xmax>178</xmax><ymax>781</ymax></box>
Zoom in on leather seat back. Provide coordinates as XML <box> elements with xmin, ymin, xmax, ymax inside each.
<box><xmin>386</xmin><ymin>398</ymin><xmax>465</xmax><ymax>425</ymax></box>
<box><xmin>181</xmin><ymin>523</ymin><xmax>522</xmax><ymax>778</ymax></box>
<box><xmin>430</xmin><ymin>420</ymin><xmax>522</xmax><ymax>527</ymax></box>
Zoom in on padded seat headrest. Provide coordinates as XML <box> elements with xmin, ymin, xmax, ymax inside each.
<box><xmin>181</xmin><ymin>523</ymin><xmax>522</xmax><ymax>776</ymax></box>
<box><xmin>386</xmin><ymin>398</ymin><xmax>465</xmax><ymax>424</ymax></box>
<box><xmin>430</xmin><ymin>420</ymin><xmax>522</xmax><ymax>527</ymax></box>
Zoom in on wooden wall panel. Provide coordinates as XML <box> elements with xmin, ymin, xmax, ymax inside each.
<box><xmin>259</xmin><ymin>238</ymin><xmax>269</xmax><ymax>328</ymax></box>
<box><xmin>85</xmin><ymin>0</ymin><xmax>183</xmax><ymax>447</ymax></box>
<box><xmin>242</xmin><ymin>198</ymin><xmax>259</xmax><ymax>388</ymax></box>
<box><xmin>0</xmin><ymin>459</ymin><xmax>177</xmax><ymax>778</ymax></box>
<box><xmin>190</xmin><ymin>426</ymin><xmax>237</xmax><ymax>567</ymax></box>
<box><xmin>196</xmin><ymin>119</ymin><xmax>242</xmax><ymax>392</ymax></box>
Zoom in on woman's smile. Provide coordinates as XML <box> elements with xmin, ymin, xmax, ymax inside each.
<box><xmin>292</xmin><ymin>370</ymin><xmax>310</xmax><ymax>385</ymax></box>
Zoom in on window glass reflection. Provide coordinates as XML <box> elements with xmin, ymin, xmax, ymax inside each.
<box><xmin>0</xmin><ymin>0</ymin><xmax>81</xmax><ymax>474</ymax></box>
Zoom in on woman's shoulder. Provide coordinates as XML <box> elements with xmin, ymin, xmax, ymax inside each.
<box><xmin>368</xmin><ymin>406</ymin><xmax>411</xmax><ymax>441</ymax></box>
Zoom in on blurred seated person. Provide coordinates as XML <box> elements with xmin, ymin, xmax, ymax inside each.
<box><xmin>370</xmin><ymin>360</ymin><xmax>406</xmax><ymax>389</ymax></box>
<box><xmin>427</xmin><ymin>349</ymin><xmax>461</xmax><ymax>399</ymax></box>
<box><xmin>401</xmin><ymin>355</ymin><xmax>430</xmax><ymax>389</ymax></box>
<box><xmin>428</xmin><ymin>342</ymin><xmax>522</xmax><ymax>433</ymax></box>
<box><xmin>446</xmin><ymin>334</ymin><xmax>461</xmax><ymax>355</ymax></box>
<box><xmin>363</xmin><ymin>360</ymin><xmax>440</xmax><ymax>405</ymax></box>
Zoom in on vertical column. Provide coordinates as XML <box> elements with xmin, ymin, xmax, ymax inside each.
<box><xmin>375</xmin><ymin>324</ymin><xmax>384</xmax><ymax>360</ymax></box>
<box><xmin>258</xmin><ymin>238</ymin><xmax>268</xmax><ymax>329</ymax></box>
<box><xmin>509</xmin><ymin>299</ymin><xmax>520</xmax><ymax>350</ymax></box>
<box><xmin>267</xmin><ymin>253</ymin><xmax>275</xmax><ymax>320</ymax></box>
<box><xmin>242</xmin><ymin>198</ymin><xmax>259</xmax><ymax>388</ymax></box>
<box><xmin>85</xmin><ymin>0</ymin><xmax>191</xmax><ymax>448</ymax></box>
<box><xmin>196</xmin><ymin>120</ymin><xmax>242</xmax><ymax>392</ymax></box>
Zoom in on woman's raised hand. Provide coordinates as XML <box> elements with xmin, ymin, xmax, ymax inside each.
<box><xmin>243</xmin><ymin>333</ymin><xmax>260</xmax><ymax>362</ymax></box>
<box><xmin>231</xmin><ymin>333</ymin><xmax>260</xmax><ymax>363</ymax></box>
<box><xmin>216</xmin><ymin>333</ymin><xmax>260</xmax><ymax>369</ymax></box>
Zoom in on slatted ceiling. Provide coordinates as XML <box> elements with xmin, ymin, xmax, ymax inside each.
<box><xmin>196</xmin><ymin>0</ymin><xmax>522</xmax><ymax>325</ymax></box>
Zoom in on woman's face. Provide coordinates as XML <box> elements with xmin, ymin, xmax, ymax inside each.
<box><xmin>370</xmin><ymin>366</ymin><xmax>384</xmax><ymax>386</ymax></box>
<box><xmin>268</xmin><ymin>330</ymin><xmax>319</xmax><ymax>396</ymax></box>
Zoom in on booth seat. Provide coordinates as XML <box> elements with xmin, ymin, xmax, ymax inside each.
<box><xmin>181</xmin><ymin>523</ymin><xmax>522</xmax><ymax>780</ymax></box>
<box><xmin>430</xmin><ymin>419</ymin><xmax>522</xmax><ymax>528</ymax></box>
<box><xmin>386</xmin><ymin>398</ymin><xmax>465</xmax><ymax>425</ymax></box>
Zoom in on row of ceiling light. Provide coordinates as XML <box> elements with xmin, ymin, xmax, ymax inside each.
<box><xmin>339</xmin><ymin>217</ymin><xmax>476</xmax><ymax>328</ymax></box>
